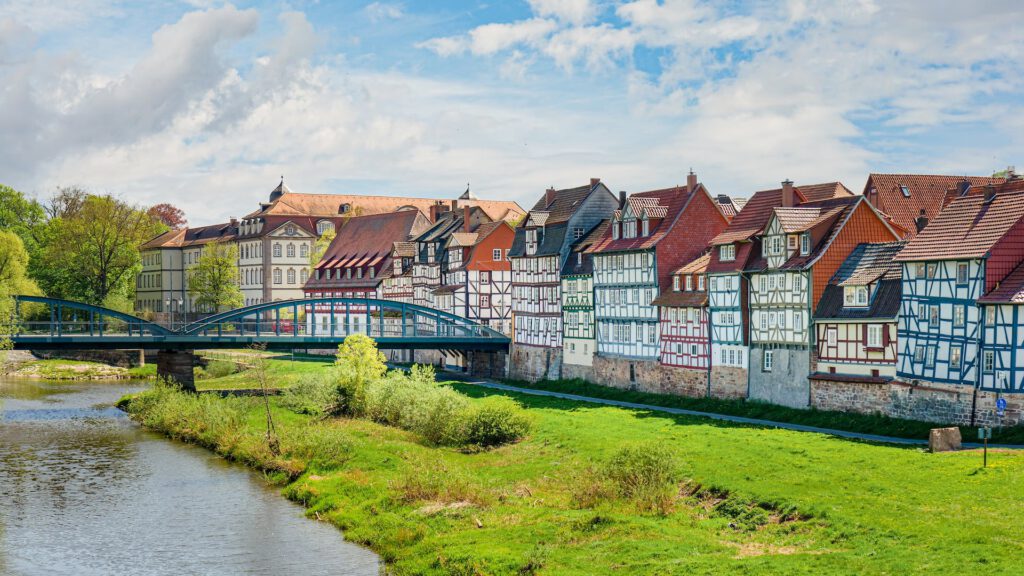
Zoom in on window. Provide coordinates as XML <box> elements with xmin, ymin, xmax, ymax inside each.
<box><xmin>956</xmin><ymin>263</ymin><xmax>968</xmax><ymax>285</ymax></box>
<box><xmin>273</xmin><ymin>268</ymin><xmax>282</xmax><ymax>284</ymax></box>
<box><xmin>953</xmin><ymin>306</ymin><xmax>965</xmax><ymax>327</ymax></box>
<box><xmin>771</xmin><ymin>236</ymin><xmax>782</xmax><ymax>255</ymax></box>
<box><xmin>926</xmin><ymin>263</ymin><xmax>937</xmax><ymax>279</ymax></box>
<box><xmin>826</xmin><ymin>327</ymin><xmax>837</xmax><ymax>346</ymax></box>
<box><xmin>914</xmin><ymin>346</ymin><xmax>925</xmax><ymax>363</ymax></box>
<box><xmin>867</xmin><ymin>324</ymin><xmax>883</xmax><ymax>348</ymax></box>
<box><xmin>760</xmin><ymin>313</ymin><xmax>767</xmax><ymax>330</ymax></box>
<box><xmin>287</xmin><ymin>269</ymin><xmax>296</xmax><ymax>284</ymax></box>
<box><xmin>480</xmin><ymin>295</ymin><xmax>490</xmax><ymax>308</ymax></box>
<box><xmin>492</xmin><ymin>249</ymin><xmax>502</xmax><ymax>261</ymax></box>
<box><xmin>929</xmin><ymin>305</ymin><xmax>939</xmax><ymax>326</ymax></box>
<box><xmin>481</xmin><ymin>271</ymin><xmax>490</xmax><ymax>284</ymax></box>
<box><xmin>698</xmin><ymin>275</ymin><xmax>705</xmax><ymax>291</ymax></box>
<box><xmin>800</xmin><ymin>232</ymin><xmax>810</xmax><ymax>256</ymax></box>
<box><xmin>925</xmin><ymin>346</ymin><xmax>936</xmax><ymax>368</ymax></box>
<box><xmin>710</xmin><ymin>277</ymin><xmax>717</xmax><ymax>291</ymax></box>
<box><xmin>917</xmin><ymin>303</ymin><xmax>926</xmax><ymax>321</ymax></box>
<box><xmin>719</xmin><ymin>245</ymin><xmax>735</xmax><ymax>262</ymax></box>
<box><xmin>673</xmin><ymin>276</ymin><xmax>680</xmax><ymax>291</ymax></box>
<box><xmin>763</xmin><ymin>350</ymin><xmax>774</xmax><ymax>371</ymax></box>
<box><xmin>950</xmin><ymin>347</ymin><xmax>961</xmax><ymax>369</ymax></box>
<box><xmin>984</xmin><ymin>351</ymin><xmax>995</xmax><ymax>372</ymax></box>
<box><xmin>721</xmin><ymin>349</ymin><xmax>728</xmax><ymax>364</ymax></box>
<box><xmin>915</xmin><ymin>263</ymin><xmax>925</xmax><ymax>278</ymax></box>
<box><xmin>369</xmin><ymin>267</ymin><xmax>375</xmax><ymax>279</ymax></box>
<box><xmin>316</xmin><ymin>220</ymin><xmax>335</xmax><ymax>235</ymax></box>
<box><xmin>844</xmin><ymin>285</ymin><xmax>869</xmax><ymax>307</ymax></box>
<box><xmin>300</xmin><ymin>244</ymin><xmax>309</xmax><ymax>258</ymax></box>
<box><xmin>273</xmin><ymin>243</ymin><xmax>282</xmax><ymax>258</ymax></box>
<box><xmin>685</xmin><ymin>276</ymin><xmax>693</xmax><ymax>291</ymax></box>
<box><xmin>641</xmin><ymin>219</ymin><xmax>649</xmax><ymax>236</ymax></box>
<box><xmin>788</xmin><ymin>235</ymin><xmax>798</xmax><ymax>250</ymax></box>
<box><xmin>611</xmin><ymin>223</ymin><xmax>619</xmax><ymax>240</ymax></box>
<box><xmin>900</xmin><ymin>184</ymin><xmax>911</xmax><ymax>197</ymax></box>
<box><xmin>286</xmin><ymin>243</ymin><xmax>295</xmax><ymax>258</ymax></box>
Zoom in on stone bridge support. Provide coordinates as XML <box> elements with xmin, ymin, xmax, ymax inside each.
<box><xmin>156</xmin><ymin>349</ymin><xmax>196</xmax><ymax>392</ymax></box>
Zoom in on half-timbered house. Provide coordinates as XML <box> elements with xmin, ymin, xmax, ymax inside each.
<box><xmin>588</xmin><ymin>172</ymin><xmax>733</xmax><ymax>386</ymax></box>
<box><xmin>706</xmin><ymin>181</ymin><xmax>852</xmax><ymax>398</ymax></box>
<box><xmin>378</xmin><ymin>241</ymin><xmax>416</xmax><ymax>303</ymax></box>
<box><xmin>439</xmin><ymin>220</ymin><xmax>515</xmax><ymax>335</ymax></box>
<box><xmin>978</xmin><ymin>261</ymin><xmax>1024</xmax><ymax>394</ymax></box>
<box><xmin>747</xmin><ymin>182</ymin><xmax>900</xmax><ymax>408</ymax></box>
<box><xmin>862</xmin><ymin>173</ymin><xmax>1006</xmax><ymax>239</ymax></box>
<box><xmin>560</xmin><ymin>220</ymin><xmax>608</xmax><ymax>376</ymax></box>
<box><xmin>509</xmin><ymin>179</ymin><xmax>618</xmax><ymax>380</ymax></box>
<box><xmin>653</xmin><ymin>252</ymin><xmax>710</xmax><ymax>373</ymax></box>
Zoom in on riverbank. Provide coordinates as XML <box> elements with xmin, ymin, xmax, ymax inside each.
<box><xmin>124</xmin><ymin>356</ymin><xmax>1024</xmax><ymax>575</ymax></box>
<box><xmin>3</xmin><ymin>358</ymin><xmax>155</xmax><ymax>380</ymax></box>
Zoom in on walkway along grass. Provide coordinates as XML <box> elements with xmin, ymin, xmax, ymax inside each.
<box><xmin>121</xmin><ymin>355</ymin><xmax>1024</xmax><ymax>575</ymax></box>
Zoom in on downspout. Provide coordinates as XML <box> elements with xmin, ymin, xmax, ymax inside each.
<box><xmin>744</xmin><ymin>270</ymin><xmax>753</xmax><ymax>400</ymax></box>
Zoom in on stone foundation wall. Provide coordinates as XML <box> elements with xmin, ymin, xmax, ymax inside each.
<box><xmin>467</xmin><ymin>351</ymin><xmax>508</xmax><ymax>379</ymax></box>
<box><xmin>34</xmin><ymin>349</ymin><xmax>146</xmax><ymax>368</ymax></box>
<box><xmin>509</xmin><ymin>345</ymin><xmax>563</xmax><ymax>381</ymax></box>
<box><xmin>561</xmin><ymin>362</ymin><xmax>595</xmax><ymax>383</ymax></box>
<box><xmin>591</xmin><ymin>356</ymin><xmax>707</xmax><ymax>398</ymax></box>
<box><xmin>709</xmin><ymin>366</ymin><xmax>747</xmax><ymax>400</ymax></box>
<box><xmin>809</xmin><ymin>378</ymin><xmax>891</xmax><ymax>415</ymax></box>
<box><xmin>748</xmin><ymin>348</ymin><xmax>811</xmax><ymax>408</ymax></box>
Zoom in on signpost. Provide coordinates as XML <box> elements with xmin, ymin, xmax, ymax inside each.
<box><xmin>979</xmin><ymin>427</ymin><xmax>992</xmax><ymax>467</ymax></box>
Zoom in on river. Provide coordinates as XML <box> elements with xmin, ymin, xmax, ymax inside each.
<box><xmin>0</xmin><ymin>377</ymin><xmax>380</xmax><ymax>575</ymax></box>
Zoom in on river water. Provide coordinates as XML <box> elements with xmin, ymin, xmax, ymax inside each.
<box><xmin>0</xmin><ymin>377</ymin><xmax>380</xmax><ymax>575</ymax></box>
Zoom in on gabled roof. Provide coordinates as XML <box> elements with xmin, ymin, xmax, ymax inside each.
<box><xmin>561</xmin><ymin>220</ymin><xmax>609</xmax><ymax>276</ymax></box>
<box><xmin>310</xmin><ymin>210</ymin><xmax>428</xmax><ymax>273</ymax></box>
<box><xmin>525</xmin><ymin>183</ymin><xmax>597</xmax><ymax>226</ymax></box>
<box><xmin>710</xmin><ymin>182</ymin><xmax>850</xmax><ymax>246</ymax></box>
<box><xmin>391</xmin><ymin>241</ymin><xmax>416</xmax><ymax>258</ymax></box>
<box><xmin>894</xmin><ymin>182</ymin><xmax>1024</xmax><ymax>262</ymax></box>
<box><xmin>800</xmin><ymin>182</ymin><xmax>853</xmax><ymax>202</ymax></box>
<box><xmin>832</xmin><ymin>241</ymin><xmax>907</xmax><ymax>286</ymax></box>
<box><xmin>673</xmin><ymin>251</ymin><xmax>710</xmax><ymax>275</ymax></box>
<box><xmin>590</xmin><ymin>184</ymin><xmax>722</xmax><ymax>253</ymax></box>
<box><xmin>141</xmin><ymin>222</ymin><xmax>237</xmax><ymax>249</ymax></box>
<box><xmin>979</xmin><ymin>260</ymin><xmax>1024</xmax><ymax>304</ymax></box>
<box><xmin>746</xmin><ymin>196</ymin><xmax>866</xmax><ymax>272</ymax></box>
<box><xmin>773</xmin><ymin>206</ymin><xmax>846</xmax><ymax>233</ymax></box>
<box><xmin>863</xmin><ymin>173</ymin><xmax>1003</xmax><ymax>238</ymax></box>
<box><xmin>245</xmin><ymin>191</ymin><xmax>524</xmax><ymax>222</ymax></box>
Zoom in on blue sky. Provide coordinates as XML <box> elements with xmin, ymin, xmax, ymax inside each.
<box><xmin>1</xmin><ymin>0</ymin><xmax>1021</xmax><ymax>225</ymax></box>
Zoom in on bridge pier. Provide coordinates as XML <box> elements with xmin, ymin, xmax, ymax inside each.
<box><xmin>156</xmin><ymin>349</ymin><xmax>196</xmax><ymax>392</ymax></box>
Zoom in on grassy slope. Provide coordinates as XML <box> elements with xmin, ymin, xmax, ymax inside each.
<box><xmin>133</xmin><ymin>359</ymin><xmax>1024</xmax><ymax>575</ymax></box>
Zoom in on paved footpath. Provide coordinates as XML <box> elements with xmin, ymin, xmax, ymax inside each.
<box><xmin>444</xmin><ymin>373</ymin><xmax>1023</xmax><ymax>450</ymax></box>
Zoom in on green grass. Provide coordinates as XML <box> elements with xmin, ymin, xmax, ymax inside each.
<box><xmin>497</xmin><ymin>377</ymin><xmax>1024</xmax><ymax>445</ymax></box>
<box><xmin>123</xmin><ymin>359</ymin><xmax>1024</xmax><ymax>575</ymax></box>
<box><xmin>9</xmin><ymin>359</ymin><xmax>129</xmax><ymax>380</ymax></box>
<box><xmin>193</xmin><ymin>357</ymin><xmax>328</xmax><ymax>391</ymax></box>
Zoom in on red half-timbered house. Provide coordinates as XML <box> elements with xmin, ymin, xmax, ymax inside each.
<box><xmin>654</xmin><ymin>252</ymin><xmax>711</xmax><ymax>370</ymax></box>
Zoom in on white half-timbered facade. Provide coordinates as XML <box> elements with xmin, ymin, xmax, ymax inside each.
<box><xmin>561</xmin><ymin>222</ymin><xmax>606</xmax><ymax>366</ymax></box>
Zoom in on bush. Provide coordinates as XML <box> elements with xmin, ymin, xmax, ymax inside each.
<box><xmin>461</xmin><ymin>396</ymin><xmax>532</xmax><ymax>447</ymax></box>
<box><xmin>199</xmin><ymin>359</ymin><xmax>237</xmax><ymax>380</ymax></box>
<box><xmin>605</xmin><ymin>442</ymin><xmax>681</xmax><ymax>499</ymax></box>
<box><xmin>334</xmin><ymin>334</ymin><xmax>387</xmax><ymax>416</ymax></box>
<box><xmin>280</xmin><ymin>371</ymin><xmax>340</xmax><ymax>416</ymax></box>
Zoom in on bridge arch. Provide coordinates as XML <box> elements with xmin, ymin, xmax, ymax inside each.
<box><xmin>12</xmin><ymin>295</ymin><xmax>174</xmax><ymax>337</ymax></box>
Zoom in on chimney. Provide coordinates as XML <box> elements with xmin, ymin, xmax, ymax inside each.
<box><xmin>958</xmin><ymin>179</ymin><xmax>971</xmax><ymax>196</ymax></box>
<box><xmin>450</xmin><ymin>199</ymin><xmax>458</xmax><ymax>211</ymax></box>
<box><xmin>1008</xmin><ymin>166</ymin><xmax>1018</xmax><ymax>180</ymax></box>
<box><xmin>545</xmin><ymin>187</ymin><xmax>557</xmax><ymax>208</ymax></box>
<box><xmin>781</xmin><ymin>179</ymin><xmax>795</xmax><ymax>208</ymax></box>
<box><xmin>463</xmin><ymin>206</ymin><xmax>471</xmax><ymax>233</ymax></box>
<box><xmin>229</xmin><ymin>217</ymin><xmax>238</xmax><ymax>227</ymax></box>
<box><xmin>429</xmin><ymin>204</ymin><xmax>442</xmax><ymax>223</ymax></box>
<box><xmin>618</xmin><ymin>190</ymin><xmax>627</xmax><ymax>209</ymax></box>
<box><xmin>985</xmin><ymin>183</ymin><xmax>997</xmax><ymax>203</ymax></box>
<box><xmin>914</xmin><ymin>209</ymin><xmax>928</xmax><ymax>234</ymax></box>
<box><xmin>687</xmin><ymin>170</ymin><xmax>698</xmax><ymax>193</ymax></box>
<box><xmin>590</xmin><ymin>177</ymin><xmax>600</xmax><ymax>188</ymax></box>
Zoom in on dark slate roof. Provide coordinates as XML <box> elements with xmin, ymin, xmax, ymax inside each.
<box><xmin>561</xmin><ymin>220</ymin><xmax>609</xmax><ymax>276</ymax></box>
<box><xmin>812</xmin><ymin>242</ymin><xmax>905</xmax><ymax>320</ymax></box>
<box><xmin>510</xmin><ymin>181</ymin><xmax>610</xmax><ymax>258</ymax></box>
<box><xmin>510</xmin><ymin>222</ymin><xmax>569</xmax><ymax>258</ymax></box>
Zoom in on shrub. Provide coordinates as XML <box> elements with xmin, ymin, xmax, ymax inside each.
<box><xmin>334</xmin><ymin>334</ymin><xmax>388</xmax><ymax>416</ymax></box>
<box><xmin>605</xmin><ymin>442</ymin><xmax>681</xmax><ymax>499</ymax></box>
<box><xmin>199</xmin><ymin>359</ymin><xmax>237</xmax><ymax>380</ymax></box>
<box><xmin>280</xmin><ymin>371</ymin><xmax>340</xmax><ymax>416</ymax></box>
<box><xmin>461</xmin><ymin>396</ymin><xmax>532</xmax><ymax>447</ymax></box>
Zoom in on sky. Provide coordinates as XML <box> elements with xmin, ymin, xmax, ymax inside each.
<box><xmin>1</xmin><ymin>0</ymin><xmax>1021</xmax><ymax>226</ymax></box>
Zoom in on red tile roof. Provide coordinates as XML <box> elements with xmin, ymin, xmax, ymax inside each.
<box><xmin>979</xmin><ymin>260</ymin><xmax>1024</xmax><ymax>304</ymax></box>
<box><xmin>895</xmin><ymin>182</ymin><xmax>1024</xmax><ymax>262</ymax></box>
<box><xmin>673</xmin><ymin>252</ymin><xmax>710</xmax><ymax>275</ymax></box>
<box><xmin>246</xmin><ymin>191</ymin><xmax>524</xmax><ymax>223</ymax></box>
<box><xmin>862</xmin><ymin>174</ymin><xmax>1003</xmax><ymax>239</ymax></box>
<box><xmin>709</xmin><ymin>182</ymin><xmax>848</xmax><ymax>246</ymax></box>
<box><xmin>590</xmin><ymin>184</ymin><xmax>722</xmax><ymax>253</ymax></box>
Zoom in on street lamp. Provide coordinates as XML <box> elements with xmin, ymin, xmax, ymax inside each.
<box><xmin>164</xmin><ymin>299</ymin><xmax>171</xmax><ymax>330</ymax></box>
<box><xmin>177</xmin><ymin>298</ymin><xmax>183</xmax><ymax>329</ymax></box>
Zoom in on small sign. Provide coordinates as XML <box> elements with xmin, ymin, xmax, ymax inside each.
<box><xmin>996</xmin><ymin>398</ymin><xmax>1007</xmax><ymax>417</ymax></box>
<box><xmin>978</xmin><ymin>427</ymin><xmax>992</xmax><ymax>440</ymax></box>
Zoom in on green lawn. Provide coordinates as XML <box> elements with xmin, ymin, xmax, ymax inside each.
<box><xmin>127</xmin><ymin>358</ymin><xmax>1024</xmax><ymax>575</ymax></box>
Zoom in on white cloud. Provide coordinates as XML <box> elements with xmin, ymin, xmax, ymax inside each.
<box><xmin>364</xmin><ymin>2</ymin><xmax>404</xmax><ymax>23</ymax></box>
<box><xmin>527</xmin><ymin>0</ymin><xmax>598</xmax><ymax>26</ymax></box>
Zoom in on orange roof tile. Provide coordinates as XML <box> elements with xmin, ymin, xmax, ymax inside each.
<box><xmin>863</xmin><ymin>173</ymin><xmax>1003</xmax><ymax>239</ymax></box>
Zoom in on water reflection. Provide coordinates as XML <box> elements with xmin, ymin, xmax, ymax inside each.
<box><xmin>0</xmin><ymin>378</ymin><xmax>379</xmax><ymax>576</ymax></box>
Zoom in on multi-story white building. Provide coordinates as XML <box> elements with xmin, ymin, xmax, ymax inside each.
<box><xmin>560</xmin><ymin>221</ymin><xmax>607</xmax><ymax>371</ymax></box>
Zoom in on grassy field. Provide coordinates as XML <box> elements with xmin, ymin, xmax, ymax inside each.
<box><xmin>4</xmin><ymin>358</ymin><xmax>155</xmax><ymax>380</ymax></box>
<box><xmin>123</xmin><ymin>357</ymin><xmax>1024</xmax><ymax>575</ymax></box>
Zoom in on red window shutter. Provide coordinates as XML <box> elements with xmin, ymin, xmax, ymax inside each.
<box><xmin>882</xmin><ymin>325</ymin><xmax>890</xmax><ymax>347</ymax></box>
<box><xmin>862</xmin><ymin>324</ymin><xmax>868</xmax><ymax>346</ymax></box>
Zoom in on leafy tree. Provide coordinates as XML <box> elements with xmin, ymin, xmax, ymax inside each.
<box><xmin>45</xmin><ymin>186</ymin><xmax>87</xmax><ymax>220</ymax></box>
<box><xmin>36</xmin><ymin>193</ymin><xmax>162</xmax><ymax>304</ymax></box>
<box><xmin>188</xmin><ymin>241</ymin><xmax>243</xmax><ymax>312</ymax></box>
<box><xmin>309</xmin><ymin>227</ymin><xmax>336</xmax><ymax>269</ymax></box>
<box><xmin>0</xmin><ymin>231</ymin><xmax>41</xmax><ymax>348</ymax></box>
<box><xmin>0</xmin><ymin>184</ymin><xmax>47</xmax><ymax>258</ymax></box>
<box><xmin>334</xmin><ymin>333</ymin><xmax>387</xmax><ymax>415</ymax></box>
<box><xmin>148</xmin><ymin>203</ymin><xmax>188</xmax><ymax>229</ymax></box>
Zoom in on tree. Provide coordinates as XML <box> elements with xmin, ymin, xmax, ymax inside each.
<box><xmin>0</xmin><ymin>184</ymin><xmax>47</xmax><ymax>258</ymax></box>
<box><xmin>0</xmin><ymin>231</ymin><xmax>41</xmax><ymax>349</ymax></box>
<box><xmin>188</xmin><ymin>241</ymin><xmax>243</xmax><ymax>312</ymax></box>
<box><xmin>36</xmin><ymin>193</ymin><xmax>162</xmax><ymax>304</ymax></box>
<box><xmin>309</xmin><ymin>227</ymin><xmax>336</xmax><ymax>269</ymax></box>
<box><xmin>334</xmin><ymin>333</ymin><xmax>387</xmax><ymax>415</ymax></box>
<box><xmin>148</xmin><ymin>203</ymin><xmax>188</xmax><ymax>229</ymax></box>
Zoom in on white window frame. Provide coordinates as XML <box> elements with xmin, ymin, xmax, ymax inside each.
<box><xmin>983</xmin><ymin>350</ymin><xmax>995</xmax><ymax>372</ymax></box>
<box><xmin>719</xmin><ymin>244</ymin><xmax>735</xmax><ymax>262</ymax></box>
<box><xmin>867</xmin><ymin>324</ymin><xmax>883</xmax><ymax>348</ymax></box>
<box><xmin>763</xmin><ymin>350</ymin><xmax>774</xmax><ymax>372</ymax></box>
<box><xmin>800</xmin><ymin>232</ymin><xmax>810</xmax><ymax>256</ymax></box>
<box><xmin>826</xmin><ymin>327</ymin><xmax>837</xmax><ymax>346</ymax></box>
<box><xmin>492</xmin><ymin>249</ymin><xmax>502</xmax><ymax>261</ymax></box>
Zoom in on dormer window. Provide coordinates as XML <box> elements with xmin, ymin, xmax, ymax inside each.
<box><xmin>698</xmin><ymin>275</ymin><xmax>705</xmax><ymax>291</ymax></box>
<box><xmin>339</xmin><ymin>203</ymin><xmax>351</xmax><ymax>214</ymax></box>
<box><xmin>612</xmin><ymin>223</ymin><xmax>620</xmax><ymax>240</ymax></box>
<box><xmin>577</xmin><ymin>252</ymin><xmax>583</xmax><ymax>266</ymax></box>
<box><xmin>900</xmin><ymin>185</ymin><xmax>911</xmax><ymax>198</ymax></box>
<box><xmin>800</xmin><ymin>232</ymin><xmax>810</xmax><ymax>256</ymax></box>
<box><xmin>788</xmin><ymin>235</ymin><xmax>798</xmax><ymax>251</ymax></box>
<box><xmin>719</xmin><ymin>244</ymin><xmax>735</xmax><ymax>262</ymax></box>
<box><xmin>316</xmin><ymin>220</ymin><xmax>335</xmax><ymax>235</ymax></box>
<box><xmin>673</xmin><ymin>276</ymin><xmax>680</xmax><ymax>291</ymax></box>
<box><xmin>843</xmin><ymin>285</ymin><xmax>869</xmax><ymax>307</ymax></box>
<box><xmin>369</xmin><ymin>267</ymin><xmax>375</xmax><ymax>278</ymax></box>
<box><xmin>641</xmin><ymin>218</ymin><xmax>649</xmax><ymax>236</ymax></box>
<box><xmin>771</xmin><ymin>236</ymin><xmax>782</xmax><ymax>255</ymax></box>
<box><xmin>685</xmin><ymin>276</ymin><xmax>693</xmax><ymax>291</ymax></box>
<box><xmin>346</xmin><ymin>268</ymin><xmax>352</xmax><ymax>279</ymax></box>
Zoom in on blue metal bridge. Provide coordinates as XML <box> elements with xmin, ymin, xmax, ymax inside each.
<box><xmin>8</xmin><ymin>296</ymin><xmax>511</xmax><ymax>352</ymax></box>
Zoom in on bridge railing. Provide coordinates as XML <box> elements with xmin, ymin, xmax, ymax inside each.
<box><xmin>13</xmin><ymin>320</ymin><xmax>171</xmax><ymax>338</ymax></box>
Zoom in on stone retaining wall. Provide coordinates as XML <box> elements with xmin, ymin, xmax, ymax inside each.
<box><xmin>509</xmin><ymin>345</ymin><xmax>562</xmax><ymax>381</ymax></box>
<box><xmin>708</xmin><ymin>366</ymin><xmax>747</xmax><ymax>400</ymax></box>
<box><xmin>591</xmin><ymin>356</ymin><xmax>707</xmax><ymax>398</ymax></box>
<box><xmin>33</xmin><ymin>349</ymin><xmax>145</xmax><ymax>368</ymax></box>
